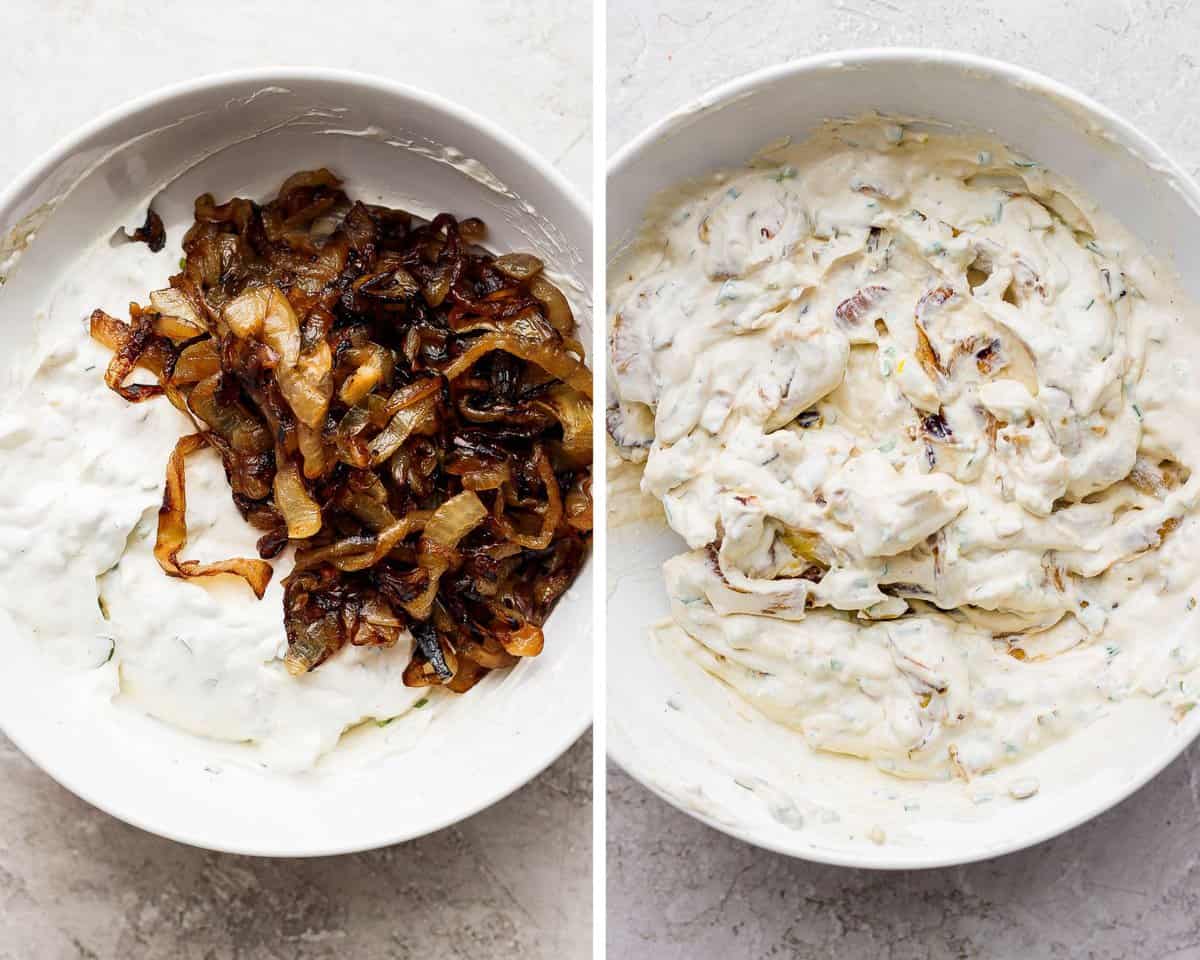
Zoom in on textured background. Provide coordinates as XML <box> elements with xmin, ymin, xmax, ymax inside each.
<box><xmin>607</xmin><ymin>1</ymin><xmax>1200</xmax><ymax>958</ymax></box>
<box><xmin>0</xmin><ymin>2</ymin><xmax>591</xmax><ymax>958</ymax></box>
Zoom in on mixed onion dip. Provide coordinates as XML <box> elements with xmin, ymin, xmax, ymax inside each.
<box><xmin>608</xmin><ymin>118</ymin><xmax>1200</xmax><ymax>782</ymax></box>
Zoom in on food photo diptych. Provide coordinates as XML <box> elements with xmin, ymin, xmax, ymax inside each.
<box><xmin>3</xmin><ymin>0</ymin><xmax>1200</xmax><ymax>957</ymax></box>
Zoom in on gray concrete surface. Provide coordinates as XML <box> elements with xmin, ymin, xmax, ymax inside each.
<box><xmin>0</xmin><ymin>733</ymin><xmax>590</xmax><ymax>959</ymax></box>
<box><xmin>607</xmin><ymin>1</ymin><xmax>1200</xmax><ymax>957</ymax></box>
<box><xmin>0</xmin><ymin>2</ymin><xmax>591</xmax><ymax>958</ymax></box>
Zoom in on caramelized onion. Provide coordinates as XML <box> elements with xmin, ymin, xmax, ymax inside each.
<box><xmin>154</xmin><ymin>434</ymin><xmax>273</xmax><ymax>598</ymax></box>
<box><xmin>442</xmin><ymin>312</ymin><xmax>592</xmax><ymax>398</ymax></box>
<box><xmin>88</xmin><ymin>170</ymin><xmax>591</xmax><ymax>687</ymax></box>
<box><xmin>493</xmin><ymin>445</ymin><xmax>562</xmax><ymax>550</ymax></box>
<box><xmin>403</xmin><ymin>491</ymin><xmax>488</xmax><ymax>620</ymax></box>
<box><xmin>273</xmin><ymin>456</ymin><xmax>322</xmax><ymax>538</ymax></box>
<box><xmin>91</xmin><ymin>308</ymin><xmax>167</xmax><ymax>402</ymax></box>
<box><xmin>172</xmin><ymin>339</ymin><xmax>220</xmax><ymax>383</ymax></box>
<box><xmin>535</xmin><ymin>383</ymin><xmax>593</xmax><ymax>467</ymax></box>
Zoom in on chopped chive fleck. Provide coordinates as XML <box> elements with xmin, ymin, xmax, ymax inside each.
<box><xmin>1132</xmin><ymin>403</ymin><xmax>1143</xmax><ymax>421</ymax></box>
<box><xmin>376</xmin><ymin>716</ymin><xmax>396</xmax><ymax>727</ymax></box>
<box><xmin>1011</xmin><ymin>159</ymin><xmax>1040</xmax><ymax>168</ymax></box>
<box><xmin>414</xmin><ymin>698</ymin><xmax>429</xmax><ymax>709</ymax></box>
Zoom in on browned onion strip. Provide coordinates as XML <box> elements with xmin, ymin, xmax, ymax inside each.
<box><xmin>455</xmin><ymin>461</ymin><xmax>511</xmax><ymax>491</ymax></box>
<box><xmin>500</xmin><ymin>623</ymin><xmax>545</xmax><ymax>657</ymax></box>
<box><xmin>273</xmin><ymin>456</ymin><xmax>322</xmax><ymax>538</ymax></box>
<box><xmin>534</xmin><ymin>383</ymin><xmax>593</xmax><ymax>467</ymax></box>
<box><xmin>295</xmin><ymin>422</ymin><xmax>327</xmax><ymax>479</ymax></box>
<box><xmin>172</xmin><ymin>339</ymin><xmax>220</xmax><ymax>383</ymax></box>
<box><xmin>90</xmin><ymin>308</ymin><xmax>168</xmax><ymax>402</ymax></box>
<box><xmin>527</xmin><ymin>275</ymin><xmax>574</xmax><ymax>336</ymax></box>
<box><xmin>403</xmin><ymin>491</ymin><xmax>488</xmax><ymax>620</ymax></box>
<box><xmin>154</xmin><ymin>433</ymin><xmax>273</xmax><ymax>598</ymax></box>
<box><xmin>152</xmin><ymin>313</ymin><xmax>205</xmax><ymax>341</ymax></box>
<box><xmin>126</xmin><ymin>208</ymin><xmax>166</xmax><ymax>252</ymax></box>
<box><xmin>338</xmin><ymin>344</ymin><xmax>392</xmax><ymax>405</ymax></box>
<box><xmin>294</xmin><ymin>511</ymin><xmax>430</xmax><ymax>573</ymax></box>
<box><xmin>441</xmin><ymin>321</ymin><xmax>592</xmax><ymax>398</ymax></box>
<box><xmin>565</xmin><ymin>476</ymin><xmax>593</xmax><ymax>532</ymax></box>
<box><xmin>188</xmin><ymin>375</ymin><xmax>272</xmax><ymax>454</ymax></box>
<box><xmin>493</xmin><ymin>446</ymin><xmax>562</xmax><ymax>551</ymax></box>
<box><xmin>368</xmin><ymin>380</ymin><xmax>440</xmax><ymax>464</ymax></box>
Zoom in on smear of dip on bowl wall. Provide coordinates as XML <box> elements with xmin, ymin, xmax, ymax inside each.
<box><xmin>0</xmin><ymin>69</ymin><xmax>592</xmax><ymax>856</ymax></box>
<box><xmin>606</xmin><ymin>50</ymin><xmax>1200</xmax><ymax>868</ymax></box>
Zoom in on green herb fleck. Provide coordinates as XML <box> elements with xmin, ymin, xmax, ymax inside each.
<box><xmin>103</xmin><ymin>642</ymin><xmax>115</xmax><ymax>665</ymax></box>
<box><xmin>770</xmin><ymin>166</ymin><xmax>798</xmax><ymax>183</ymax></box>
<box><xmin>414</xmin><ymin>698</ymin><xmax>429</xmax><ymax>709</ymax></box>
<box><xmin>376</xmin><ymin>716</ymin><xmax>396</xmax><ymax>728</ymax></box>
<box><xmin>1132</xmin><ymin>403</ymin><xmax>1143</xmax><ymax>421</ymax></box>
<box><xmin>178</xmin><ymin>257</ymin><xmax>187</xmax><ymax>271</ymax></box>
<box><xmin>1084</xmin><ymin>298</ymin><xmax>1094</xmax><ymax>311</ymax></box>
<box><xmin>830</xmin><ymin>658</ymin><xmax>844</xmax><ymax>671</ymax></box>
<box><xmin>1011</xmin><ymin>158</ymin><xmax>1040</xmax><ymax>168</ymax></box>
<box><xmin>726</xmin><ymin>187</ymin><xmax>742</xmax><ymax>200</ymax></box>
<box><xmin>977</xmin><ymin>150</ymin><xmax>992</xmax><ymax>165</ymax></box>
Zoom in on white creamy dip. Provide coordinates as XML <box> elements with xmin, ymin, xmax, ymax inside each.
<box><xmin>0</xmin><ymin>238</ymin><xmax>431</xmax><ymax>772</ymax></box>
<box><xmin>608</xmin><ymin>118</ymin><xmax>1200</xmax><ymax>782</ymax></box>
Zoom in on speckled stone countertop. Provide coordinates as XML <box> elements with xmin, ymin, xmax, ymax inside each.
<box><xmin>0</xmin><ymin>2</ymin><xmax>591</xmax><ymax>958</ymax></box>
<box><xmin>607</xmin><ymin>1</ymin><xmax>1200</xmax><ymax>957</ymax></box>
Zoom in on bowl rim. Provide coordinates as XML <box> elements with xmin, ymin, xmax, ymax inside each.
<box><xmin>0</xmin><ymin>65</ymin><xmax>592</xmax><ymax>858</ymax></box>
<box><xmin>605</xmin><ymin>46</ymin><xmax>1200</xmax><ymax>870</ymax></box>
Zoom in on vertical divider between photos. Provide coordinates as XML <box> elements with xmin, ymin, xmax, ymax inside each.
<box><xmin>591</xmin><ymin>0</ymin><xmax>607</xmax><ymax>954</ymax></box>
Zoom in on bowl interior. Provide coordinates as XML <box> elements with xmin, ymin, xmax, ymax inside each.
<box><xmin>607</xmin><ymin>51</ymin><xmax>1200</xmax><ymax>868</ymax></box>
<box><xmin>0</xmin><ymin>72</ymin><xmax>592</xmax><ymax>855</ymax></box>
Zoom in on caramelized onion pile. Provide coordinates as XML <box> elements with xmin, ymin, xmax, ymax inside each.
<box><xmin>90</xmin><ymin>170</ymin><xmax>592</xmax><ymax>692</ymax></box>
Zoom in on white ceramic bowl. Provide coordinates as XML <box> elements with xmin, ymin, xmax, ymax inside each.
<box><xmin>0</xmin><ymin>68</ymin><xmax>592</xmax><ymax>855</ymax></box>
<box><xmin>607</xmin><ymin>48</ymin><xmax>1200</xmax><ymax>868</ymax></box>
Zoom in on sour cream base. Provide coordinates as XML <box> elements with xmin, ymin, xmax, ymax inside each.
<box><xmin>609</xmin><ymin>119</ymin><xmax>1200</xmax><ymax>783</ymax></box>
<box><xmin>0</xmin><ymin>240</ymin><xmax>429</xmax><ymax>773</ymax></box>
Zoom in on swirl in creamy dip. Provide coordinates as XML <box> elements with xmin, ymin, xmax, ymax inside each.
<box><xmin>608</xmin><ymin>118</ymin><xmax>1200</xmax><ymax>781</ymax></box>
